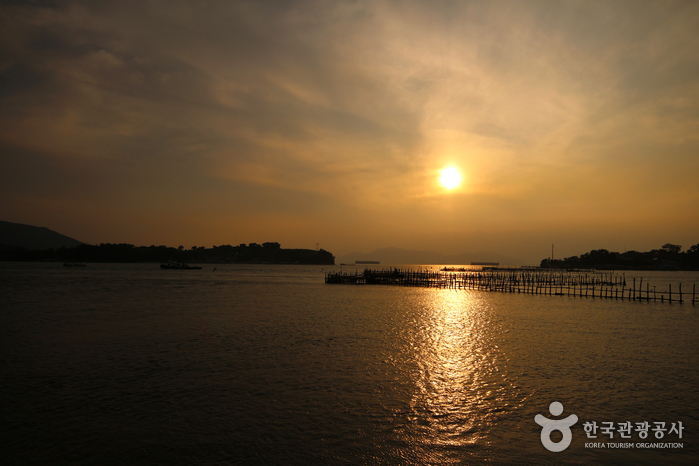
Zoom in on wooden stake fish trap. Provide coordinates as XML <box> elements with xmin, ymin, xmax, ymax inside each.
<box><xmin>325</xmin><ymin>268</ymin><xmax>697</xmax><ymax>305</ymax></box>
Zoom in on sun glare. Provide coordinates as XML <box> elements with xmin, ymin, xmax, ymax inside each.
<box><xmin>440</xmin><ymin>167</ymin><xmax>462</xmax><ymax>189</ymax></box>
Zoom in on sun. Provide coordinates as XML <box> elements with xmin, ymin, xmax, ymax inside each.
<box><xmin>439</xmin><ymin>167</ymin><xmax>462</xmax><ymax>189</ymax></box>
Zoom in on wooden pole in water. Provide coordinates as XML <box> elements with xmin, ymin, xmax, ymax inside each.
<box><xmin>329</xmin><ymin>270</ymin><xmax>697</xmax><ymax>307</ymax></box>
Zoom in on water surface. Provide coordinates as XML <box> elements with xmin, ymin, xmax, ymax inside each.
<box><xmin>1</xmin><ymin>263</ymin><xmax>697</xmax><ymax>464</ymax></box>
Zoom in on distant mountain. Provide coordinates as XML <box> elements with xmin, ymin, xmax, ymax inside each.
<box><xmin>336</xmin><ymin>247</ymin><xmax>524</xmax><ymax>266</ymax></box>
<box><xmin>0</xmin><ymin>221</ymin><xmax>83</xmax><ymax>250</ymax></box>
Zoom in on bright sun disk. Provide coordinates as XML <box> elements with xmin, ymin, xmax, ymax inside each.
<box><xmin>440</xmin><ymin>167</ymin><xmax>462</xmax><ymax>189</ymax></box>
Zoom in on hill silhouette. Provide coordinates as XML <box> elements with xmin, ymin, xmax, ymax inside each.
<box><xmin>0</xmin><ymin>220</ymin><xmax>83</xmax><ymax>250</ymax></box>
<box><xmin>336</xmin><ymin>247</ymin><xmax>524</xmax><ymax>266</ymax></box>
<box><xmin>541</xmin><ymin>243</ymin><xmax>699</xmax><ymax>270</ymax></box>
<box><xmin>0</xmin><ymin>226</ymin><xmax>335</xmax><ymax>264</ymax></box>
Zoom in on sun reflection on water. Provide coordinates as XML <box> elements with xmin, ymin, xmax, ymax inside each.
<box><xmin>398</xmin><ymin>288</ymin><xmax>524</xmax><ymax>461</ymax></box>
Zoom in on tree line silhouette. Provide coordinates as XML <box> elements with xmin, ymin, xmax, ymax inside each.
<box><xmin>0</xmin><ymin>242</ymin><xmax>335</xmax><ymax>265</ymax></box>
<box><xmin>541</xmin><ymin>243</ymin><xmax>699</xmax><ymax>270</ymax></box>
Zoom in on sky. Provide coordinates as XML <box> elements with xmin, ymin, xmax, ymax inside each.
<box><xmin>1</xmin><ymin>0</ymin><xmax>698</xmax><ymax>264</ymax></box>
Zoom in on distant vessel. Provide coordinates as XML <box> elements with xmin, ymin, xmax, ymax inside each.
<box><xmin>160</xmin><ymin>262</ymin><xmax>202</xmax><ymax>270</ymax></box>
<box><xmin>356</xmin><ymin>260</ymin><xmax>380</xmax><ymax>264</ymax></box>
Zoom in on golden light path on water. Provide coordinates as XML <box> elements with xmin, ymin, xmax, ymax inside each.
<box><xmin>397</xmin><ymin>288</ymin><xmax>527</xmax><ymax>462</ymax></box>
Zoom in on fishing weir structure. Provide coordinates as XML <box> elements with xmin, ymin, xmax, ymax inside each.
<box><xmin>325</xmin><ymin>267</ymin><xmax>697</xmax><ymax>304</ymax></box>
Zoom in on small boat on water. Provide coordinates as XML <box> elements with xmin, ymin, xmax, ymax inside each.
<box><xmin>160</xmin><ymin>261</ymin><xmax>202</xmax><ymax>270</ymax></box>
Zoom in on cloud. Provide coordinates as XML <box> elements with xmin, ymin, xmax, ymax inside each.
<box><xmin>1</xmin><ymin>0</ymin><xmax>698</xmax><ymax>259</ymax></box>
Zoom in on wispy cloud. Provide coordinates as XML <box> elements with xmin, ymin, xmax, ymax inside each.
<box><xmin>1</xmin><ymin>0</ymin><xmax>698</xmax><ymax>261</ymax></box>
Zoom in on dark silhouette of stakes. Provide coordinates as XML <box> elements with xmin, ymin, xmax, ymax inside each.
<box><xmin>325</xmin><ymin>267</ymin><xmax>696</xmax><ymax>304</ymax></box>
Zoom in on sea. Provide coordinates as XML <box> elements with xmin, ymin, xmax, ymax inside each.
<box><xmin>1</xmin><ymin>262</ymin><xmax>698</xmax><ymax>465</ymax></box>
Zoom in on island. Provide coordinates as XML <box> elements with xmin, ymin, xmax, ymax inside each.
<box><xmin>1</xmin><ymin>241</ymin><xmax>335</xmax><ymax>265</ymax></box>
<box><xmin>540</xmin><ymin>243</ymin><xmax>699</xmax><ymax>270</ymax></box>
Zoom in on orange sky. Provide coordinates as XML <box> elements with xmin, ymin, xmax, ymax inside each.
<box><xmin>1</xmin><ymin>0</ymin><xmax>698</xmax><ymax>264</ymax></box>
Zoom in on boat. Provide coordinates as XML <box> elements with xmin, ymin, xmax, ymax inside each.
<box><xmin>160</xmin><ymin>261</ymin><xmax>202</xmax><ymax>270</ymax></box>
